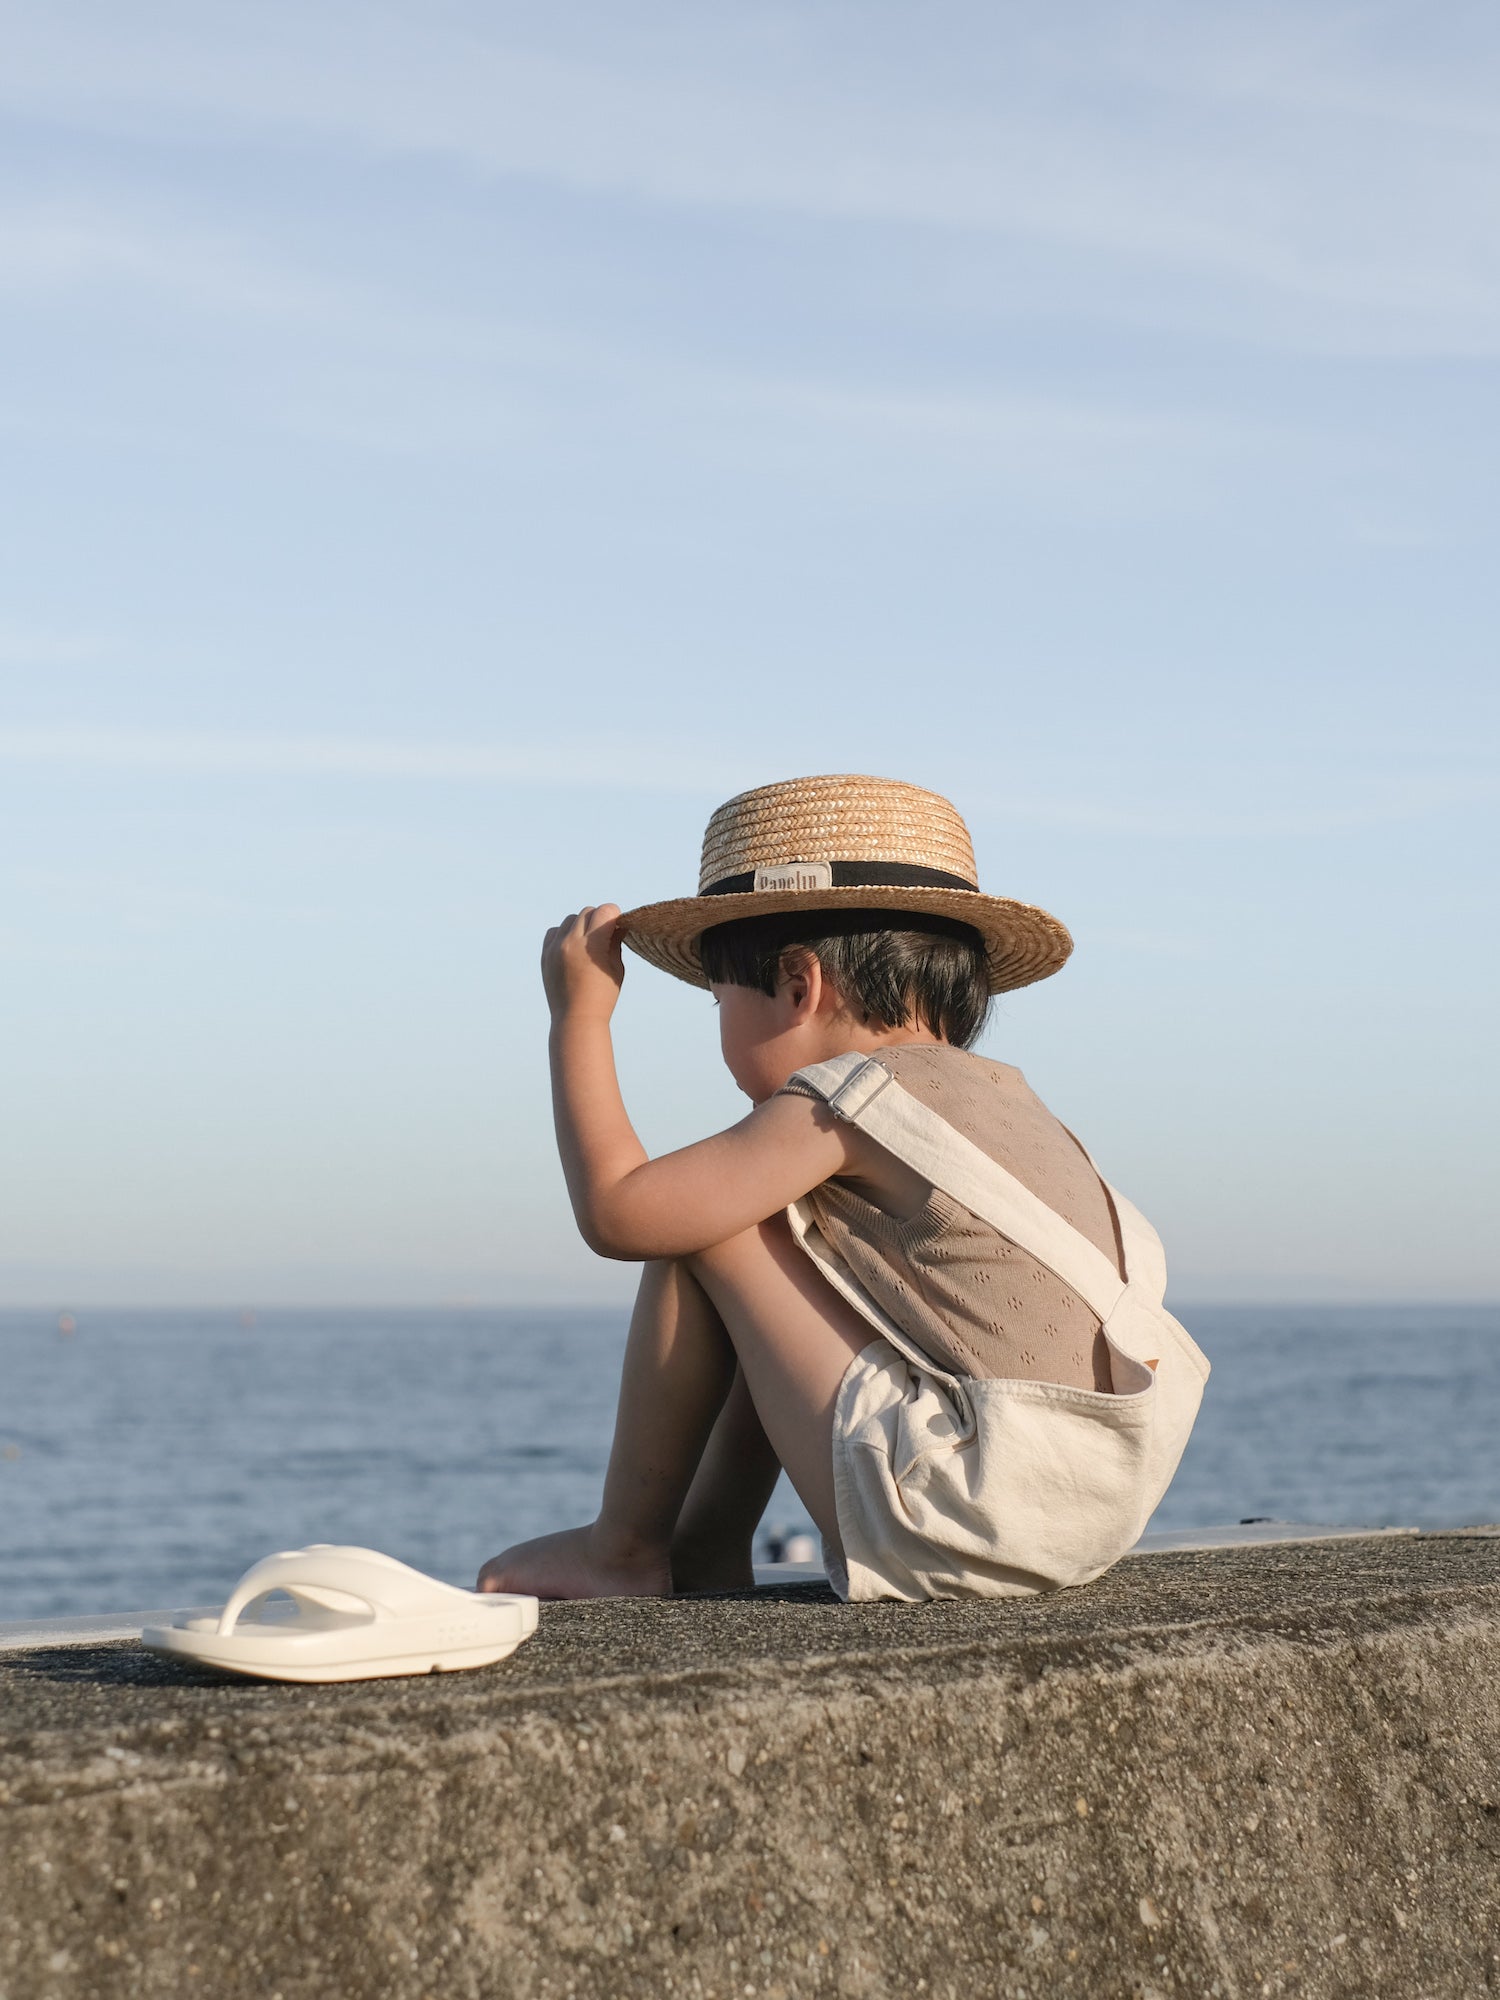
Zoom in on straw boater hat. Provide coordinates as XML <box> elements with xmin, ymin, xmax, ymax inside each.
<box><xmin>620</xmin><ymin>774</ymin><xmax>1072</xmax><ymax>994</ymax></box>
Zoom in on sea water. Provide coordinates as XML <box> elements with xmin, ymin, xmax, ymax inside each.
<box><xmin>1</xmin><ymin>1303</ymin><xmax>1495</xmax><ymax>1620</ymax></box>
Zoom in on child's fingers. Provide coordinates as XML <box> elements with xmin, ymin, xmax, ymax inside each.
<box><xmin>547</xmin><ymin>907</ymin><xmax>621</xmax><ymax>953</ymax></box>
<box><xmin>541</xmin><ymin>916</ymin><xmax>583</xmax><ymax>965</ymax></box>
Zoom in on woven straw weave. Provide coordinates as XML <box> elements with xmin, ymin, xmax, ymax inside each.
<box><xmin>698</xmin><ymin>775</ymin><xmax>977</xmax><ymax>890</ymax></box>
<box><xmin>620</xmin><ymin>773</ymin><xmax>1072</xmax><ymax>995</ymax></box>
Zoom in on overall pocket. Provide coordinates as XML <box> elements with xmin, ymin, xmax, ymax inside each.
<box><xmin>896</xmin><ymin>1378</ymin><xmax>1157</xmax><ymax>1583</ymax></box>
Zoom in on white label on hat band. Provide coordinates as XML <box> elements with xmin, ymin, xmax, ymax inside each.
<box><xmin>753</xmin><ymin>860</ymin><xmax>834</xmax><ymax>894</ymax></box>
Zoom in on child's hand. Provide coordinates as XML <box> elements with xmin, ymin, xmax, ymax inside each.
<box><xmin>542</xmin><ymin>904</ymin><xmax>626</xmax><ymax>1022</ymax></box>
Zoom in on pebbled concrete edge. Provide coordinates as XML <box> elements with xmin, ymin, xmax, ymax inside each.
<box><xmin>3</xmin><ymin>1585</ymin><xmax>1499</xmax><ymax>1999</ymax></box>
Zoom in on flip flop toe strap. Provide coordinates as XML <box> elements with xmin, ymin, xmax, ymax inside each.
<box><xmin>216</xmin><ymin>1547</ymin><xmax>462</xmax><ymax>1636</ymax></box>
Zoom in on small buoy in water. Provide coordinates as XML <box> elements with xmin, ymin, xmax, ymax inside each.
<box><xmin>239</xmin><ymin>1309</ymin><xmax>258</xmax><ymax>1329</ymax></box>
<box><xmin>2</xmin><ymin>1442</ymin><xmax>21</xmax><ymax>1461</ymax></box>
<box><xmin>760</xmin><ymin>1526</ymin><xmax>819</xmax><ymax>1566</ymax></box>
<box><xmin>56</xmin><ymin>1312</ymin><xmax>76</xmax><ymax>1337</ymax></box>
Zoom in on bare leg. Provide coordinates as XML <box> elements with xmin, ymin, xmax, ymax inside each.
<box><xmin>670</xmin><ymin>1366</ymin><xmax>783</xmax><ymax>1593</ymax></box>
<box><xmin>478</xmin><ymin>1213</ymin><xmax>872</xmax><ymax>1598</ymax></box>
<box><xmin>477</xmin><ymin>1256</ymin><xmax>734</xmax><ymax>1598</ymax></box>
<box><xmin>686</xmin><ymin>1211</ymin><xmax>873</xmax><ymax>1548</ymax></box>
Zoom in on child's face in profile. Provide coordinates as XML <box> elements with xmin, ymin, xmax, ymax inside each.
<box><xmin>711</xmin><ymin>978</ymin><xmax>813</xmax><ymax>1105</ymax></box>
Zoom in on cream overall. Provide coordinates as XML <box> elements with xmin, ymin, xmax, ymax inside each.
<box><xmin>785</xmin><ymin>1052</ymin><xmax>1211</xmax><ymax>1603</ymax></box>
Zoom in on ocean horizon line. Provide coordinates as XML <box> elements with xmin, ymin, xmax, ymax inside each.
<box><xmin>3</xmin><ymin>1298</ymin><xmax>1498</xmax><ymax>1317</ymax></box>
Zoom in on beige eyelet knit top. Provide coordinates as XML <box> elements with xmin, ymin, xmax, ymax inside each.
<box><xmin>778</xmin><ymin>1044</ymin><xmax>1124</xmax><ymax>1390</ymax></box>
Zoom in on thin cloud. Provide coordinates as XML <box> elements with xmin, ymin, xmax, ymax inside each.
<box><xmin>0</xmin><ymin>195</ymin><xmax>1299</xmax><ymax>497</ymax></box>
<box><xmin>1</xmin><ymin>726</ymin><xmax>1484</xmax><ymax>839</ymax></box>
<box><xmin>730</xmin><ymin>373</ymin><xmax>1293</xmax><ymax>493</ymax></box>
<box><xmin>0</xmin><ymin>724</ymin><xmax>728</xmax><ymax>794</ymax></box>
<box><xmin>3</xmin><ymin>3</ymin><xmax>1499</xmax><ymax>354</ymax></box>
<box><xmin>0</xmin><ymin>202</ymin><xmax>349</xmax><ymax>326</ymax></box>
<box><xmin>0</xmin><ymin>626</ymin><xmax>110</xmax><ymax>666</ymax></box>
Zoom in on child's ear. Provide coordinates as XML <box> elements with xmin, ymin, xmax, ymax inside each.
<box><xmin>778</xmin><ymin>947</ymin><xmax>821</xmax><ymax>1019</ymax></box>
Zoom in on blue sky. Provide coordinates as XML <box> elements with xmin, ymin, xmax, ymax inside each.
<box><xmin>1</xmin><ymin>1</ymin><xmax>1496</xmax><ymax>1306</ymax></box>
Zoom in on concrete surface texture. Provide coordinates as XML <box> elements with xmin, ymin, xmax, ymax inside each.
<box><xmin>1</xmin><ymin>1533</ymin><xmax>1497</xmax><ymax>1999</ymax></box>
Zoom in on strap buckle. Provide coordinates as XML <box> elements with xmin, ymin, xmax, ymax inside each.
<box><xmin>825</xmin><ymin>1057</ymin><xmax>892</xmax><ymax>1123</ymax></box>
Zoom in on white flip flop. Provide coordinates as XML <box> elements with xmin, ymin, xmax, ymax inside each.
<box><xmin>141</xmin><ymin>1544</ymin><xmax>539</xmax><ymax>1684</ymax></box>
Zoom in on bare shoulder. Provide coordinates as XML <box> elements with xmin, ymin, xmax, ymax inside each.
<box><xmin>747</xmin><ymin>1085</ymin><xmax>857</xmax><ymax>1156</ymax></box>
<box><xmin>765</xmin><ymin>1082</ymin><xmax>934</xmax><ymax>1221</ymax></box>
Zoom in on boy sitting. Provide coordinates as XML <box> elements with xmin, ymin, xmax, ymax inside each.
<box><xmin>479</xmin><ymin>775</ymin><xmax>1207</xmax><ymax>1602</ymax></box>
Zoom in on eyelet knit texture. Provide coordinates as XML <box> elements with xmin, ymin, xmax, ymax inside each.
<box><xmin>780</xmin><ymin>1045</ymin><xmax>1122</xmax><ymax>1388</ymax></box>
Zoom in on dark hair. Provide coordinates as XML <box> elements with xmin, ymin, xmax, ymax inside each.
<box><xmin>697</xmin><ymin>907</ymin><xmax>991</xmax><ymax>1049</ymax></box>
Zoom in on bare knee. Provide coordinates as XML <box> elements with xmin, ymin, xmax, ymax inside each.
<box><xmin>638</xmin><ymin>1253</ymin><xmax>700</xmax><ymax>1294</ymax></box>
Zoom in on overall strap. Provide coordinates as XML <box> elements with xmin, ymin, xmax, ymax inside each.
<box><xmin>793</xmin><ymin>1053</ymin><xmax>1129</xmax><ymax>1325</ymax></box>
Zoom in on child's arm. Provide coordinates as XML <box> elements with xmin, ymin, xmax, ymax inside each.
<box><xmin>543</xmin><ymin>904</ymin><xmax>857</xmax><ymax>1261</ymax></box>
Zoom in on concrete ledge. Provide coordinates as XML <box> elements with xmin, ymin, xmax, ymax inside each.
<box><xmin>2</xmin><ymin>1533</ymin><xmax>1498</xmax><ymax>1999</ymax></box>
<box><xmin>0</xmin><ymin>1525</ymin><xmax>1421</xmax><ymax>1657</ymax></box>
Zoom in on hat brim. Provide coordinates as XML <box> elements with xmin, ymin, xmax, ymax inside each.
<box><xmin>619</xmin><ymin>886</ymin><xmax>1072</xmax><ymax>995</ymax></box>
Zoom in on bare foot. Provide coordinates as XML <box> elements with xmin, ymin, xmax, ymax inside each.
<box><xmin>476</xmin><ymin>1522</ymin><xmax>672</xmax><ymax>1601</ymax></box>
